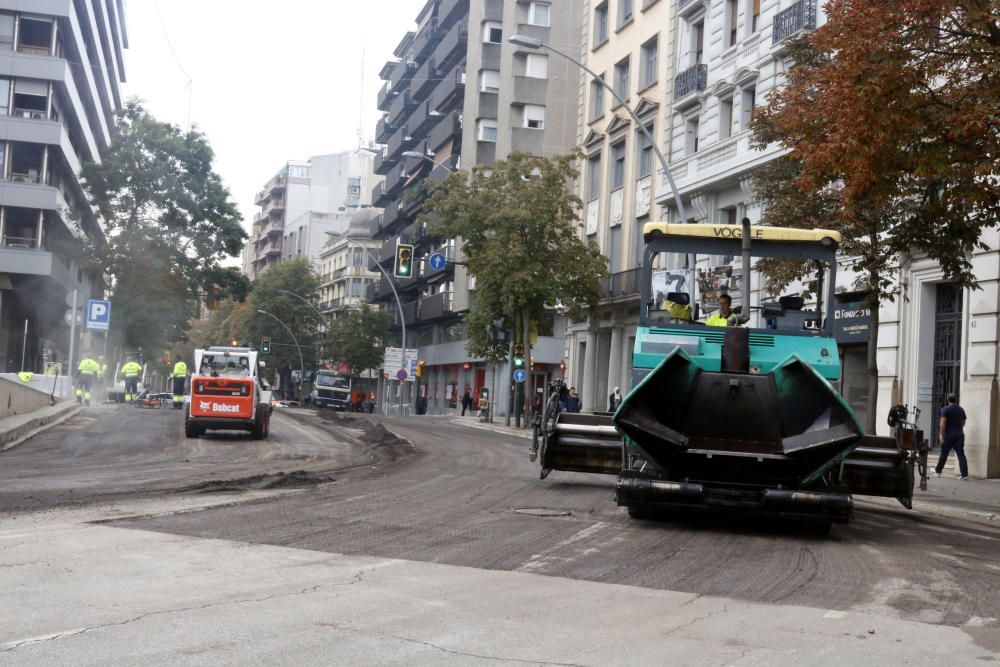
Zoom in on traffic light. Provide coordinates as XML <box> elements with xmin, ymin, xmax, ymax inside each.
<box><xmin>261</xmin><ymin>336</ymin><xmax>271</xmax><ymax>354</ymax></box>
<box><xmin>513</xmin><ymin>343</ymin><xmax>525</xmax><ymax>369</ymax></box>
<box><xmin>394</xmin><ymin>243</ymin><xmax>414</xmax><ymax>278</ymax></box>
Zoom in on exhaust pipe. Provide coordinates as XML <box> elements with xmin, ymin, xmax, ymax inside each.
<box><xmin>741</xmin><ymin>216</ymin><xmax>751</xmax><ymax>325</ymax></box>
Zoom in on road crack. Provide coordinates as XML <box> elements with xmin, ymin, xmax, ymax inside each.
<box><xmin>314</xmin><ymin>621</ymin><xmax>587</xmax><ymax>666</ymax></box>
<box><xmin>1</xmin><ymin>566</ymin><xmax>376</xmax><ymax>652</ymax></box>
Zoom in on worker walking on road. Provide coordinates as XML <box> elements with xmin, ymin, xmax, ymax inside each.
<box><xmin>121</xmin><ymin>357</ymin><xmax>142</xmax><ymax>403</ymax></box>
<box><xmin>934</xmin><ymin>393</ymin><xmax>969</xmax><ymax>480</ymax></box>
<box><xmin>170</xmin><ymin>359</ymin><xmax>188</xmax><ymax>409</ymax></box>
<box><xmin>75</xmin><ymin>355</ymin><xmax>100</xmax><ymax>406</ymax></box>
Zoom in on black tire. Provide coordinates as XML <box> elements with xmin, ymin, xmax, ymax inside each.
<box><xmin>184</xmin><ymin>419</ymin><xmax>202</xmax><ymax>439</ymax></box>
<box><xmin>251</xmin><ymin>405</ymin><xmax>267</xmax><ymax>439</ymax></box>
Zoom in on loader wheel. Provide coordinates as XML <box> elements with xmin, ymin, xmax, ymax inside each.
<box><xmin>251</xmin><ymin>406</ymin><xmax>267</xmax><ymax>440</ymax></box>
<box><xmin>184</xmin><ymin>419</ymin><xmax>203</xmax><ymax>439</ymax></box>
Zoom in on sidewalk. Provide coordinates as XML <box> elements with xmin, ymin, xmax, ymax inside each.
<box><xmin>0</xmin><ymin>400</ymin><xmax>80</xmax><ymax>452</ymax></box>
<box><xmin>449</xmin><ymin>414</ymin><xmax>533</xmax><ymax>439</ymax></box>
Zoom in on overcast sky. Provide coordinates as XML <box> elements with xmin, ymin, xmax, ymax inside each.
<box><xmin>122</xmin><ymin>0</ymin><xmax>421</xmax><ymax>235</ymax></box>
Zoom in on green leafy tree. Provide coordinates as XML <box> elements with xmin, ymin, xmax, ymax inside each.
<box><xmin>751</xmin><ymin>1</ymin><xmax>1000</xmax><ymax>432</ymax></box>
<box><xmin>80</xmin><ymin>99</ymin><xmax>248</xmax><ymax>356</ymax></box>
<box><xmin>327</xmin><ymin>305</ymin><xmax>392</xmax><ymax>376</ymax></box>
<box><xmin>424</xmin><ymin>151</ymin><xmax>606</xmax><ymax>365</ymax></box>
<box><xmin>242</xmin><ymin>259</ymin><xmax>322</xmax><ymax>372</ymax></box>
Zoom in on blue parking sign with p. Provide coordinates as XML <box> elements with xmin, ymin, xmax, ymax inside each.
<box><xmin>86</xmin><ymin>299</ymin><xmax>111</xmax><ymax>332</ymax></box>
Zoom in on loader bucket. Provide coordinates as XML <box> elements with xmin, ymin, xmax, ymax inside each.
<box><xmin>540</xmin><ymin>412</ymin><xmax>622</xmax><ymax>477</ymax></box>
<box><xmin>614</xmin><ymin>348</ymin><xmax>864</xmax><ymax>487</ymax></box>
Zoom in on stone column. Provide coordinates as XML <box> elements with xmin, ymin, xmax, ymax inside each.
<box><xmin>608</xmin><ymin>327</ymin><xmax>623</xmax><ymax>404</ymax></box>
<box><xmin>582</xmin><ymin>331</ymin><xmax>597</xmax><ymax>412</ymax></box>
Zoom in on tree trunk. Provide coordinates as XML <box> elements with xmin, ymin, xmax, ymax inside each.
<box><xmin>864</xmin><ymin>285</ymin><xmax>880</xmax><ymax>435</ymax></box>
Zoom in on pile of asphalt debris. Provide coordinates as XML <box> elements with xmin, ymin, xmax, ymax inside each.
<box><xmin>183</xmin><ymin>470</ymin><xmax>336</xmax><ymax>494</ymax></box>
<box><xmin>316</xmin><ymin>409</ymin><xmax>408</xmax><ymax>448</ymax></box>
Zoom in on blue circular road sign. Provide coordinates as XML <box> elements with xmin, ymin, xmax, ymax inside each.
<box><xmin>396</xmin><ymin>369</ymin><xmax>408</xmax><ymax>381</ymax></box>
<box><xmin>512</xmin><ymin>369</ymin><xmax>527</xmax><ymax>383</ymax></box>
<box><xmin>428</xmin><ymin>252</ymin><xmax>447</xmax><ymax>271</ymax></box>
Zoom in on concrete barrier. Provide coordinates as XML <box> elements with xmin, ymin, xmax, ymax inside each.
<box><xmin>0</xmin><ymin>373</ymin><xmax>71</xmax><ymax>402</ymax></box>
<box><xmin>0</xmin><ymin>375</ymin><xmax>56</xmax><ymax>419</ymax></box>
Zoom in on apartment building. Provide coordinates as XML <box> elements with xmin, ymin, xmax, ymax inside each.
<box><xmin>317</xmin><ymin>209</ymin><xmax>381</xmax><ymax>321</ymax></box>
<box><xmin>247</xmin><ymin>150</ymin><xmax>376</xmax><ymax>279</ymax></box>
<box><xmin>0</xmin><ymin>1</ymin><xmax>128</xmax><ymax>373</ymax></box>
<box><xmin>370</xmin><ymin>0</ymin><xmax>583</xmax><ymax>415</ymax></box>
<box><xmin>564</xmin><ymin>0</ymin><xmax>675</xmax><ymax>412</ymax></box>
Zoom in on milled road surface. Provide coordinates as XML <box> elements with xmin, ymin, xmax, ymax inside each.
<box><xmin>2</xmin><ymin>404</ymin><xmax>999</xmax><ymax>661</ymax></box>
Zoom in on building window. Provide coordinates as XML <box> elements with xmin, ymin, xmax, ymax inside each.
<box><xmin>17</xmin><ymin>17</ymin><xmax>54</xmax><ymax>56</ymax></box>
<box><xmin>523</xmin><ymin>104</ymin><xmax>545</xmax><ymax>129</ymax></box>
<box><xmin>587</xmin><ymin>154</ymin><xmax>602</xmax><ymax>202</ymax></box>
<box><xmin>529</xmin><ymin>2</ymin><xmax>551</xmax><ymax>27</ymax></box>
<box><xmin>610</xmin><ymin>141</ymin><xmax>626</xmax><ymax>189</ymax></box>
<box><xmin>591</xmin><ymin>75</ymin><xmax>605</xmax><ymax>119</ymax></box>
<box><xmin>636</xmin><ymin>126</ymin><xmax>653</xmax><ymax>178</ymax></box>
<box><xmin>640</xmin><ymin>36</ymin><xmax>658</xmax><ymax>88</ymax></box>
<box><xmin>723</xmin><ymin>207</ymin><xmax>738</xmax><ymax>226</ymax></box>
<box><xmin>750</xmin><ymin>0</ymin><xmax>761</xmax><ymax>33</ymax></box>
<box><xmin>480</xmin><ymin>69</ymin><xmax>500</xmax><ymax>93</ymax></box>
<box><xmin>692</xmin><ymin>20</ymin><xmax>704</xmax><ymax>66</ymax></box>
<box><xmin>741</xmin><ymin>85</ymin><xmax>757</xmax><ymax>130</ymax></box>
<box><xmin>484</xmin><ymin>21</ymin><xmax>502</xmax><ymax>44</ymax></box>
<box><xmin>0</xmin><ymin>14</ymin><xmax>13</xmax><ymax>51</ymax></box>
<box><xmin>685</xmin><ymin>116</ymin><xmax>700</xmax><ymax>155</ymax></box>
<box><xmin>613</xmin><ymin>56</ymin><xmax>630</xmax><ymax>103</ymax></box>
<box><xmin>478</xmin><ymin>119</ymin><xmax>497</xmax><ymax>142</ymax></box>
<box><xmin>719</xmin><ymin>96</ymin><xmax>734</xmax><ymax>140</ymax></box>
<box><xmin>594</xmin><ymin>2</ymin><xmax>609</xmax><ymax>45</ymax></box>
<box><xmin>609</xmin><ymin>226</ymin><xmax>622</xmax><ymax>273</ymax></box>
<box><xmin>726</xmin><ymin>0</ymin><xmax>739</xmax><ymax>48</ymax></box>
<box><xmin>618</xmin><ymin>0</ymin><xmax>634</xmax><ymax>28</ymax></box>
<box><xmin>525</xmin><ymin>53</ymin><xmax>548</xmax><ymax>79</ymax></box>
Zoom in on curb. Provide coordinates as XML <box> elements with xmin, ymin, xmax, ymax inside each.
<box><xmin>450</xmin><ymin>418</ymin><xmax>533</xmax><ymax>439</ymax></box>
<box><xmin>0</xmin><ymin>402</ymin><xmax>81</xmax><ymax>452</ymax></box>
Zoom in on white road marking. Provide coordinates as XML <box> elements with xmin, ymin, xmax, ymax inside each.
<box><xmin>517</xmin><ymin>522</ymin><xmax>608</xmax><ymax>573</ymax></box>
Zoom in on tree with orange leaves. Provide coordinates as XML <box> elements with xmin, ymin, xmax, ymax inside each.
<box><xmin>752</xmin><ymin>0</ymin><xmax>999</xmax><ymax>432</ymax></box>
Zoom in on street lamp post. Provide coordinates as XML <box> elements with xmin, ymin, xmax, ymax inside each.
<box><xmin>325</xmin><ymin>231</ymin><xmax>408</xmax><ymax>415</ymax></box>
<box><xmin>508</xmin><ymin>34</ymin><xmax>688</xmax><ymax>224</ymax></box>
<box><xmin>257</xmin><ymin>309</ymin><xmax>305</xmax><ymax>404</ymax></box>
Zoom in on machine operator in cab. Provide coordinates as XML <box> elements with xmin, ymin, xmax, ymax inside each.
<box><xmin>706</xmin><ymin>293</ymin><xmax>740</xmax><ymax>327</ymax></box>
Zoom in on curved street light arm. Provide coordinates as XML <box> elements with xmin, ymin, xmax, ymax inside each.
<box><xmin>257</xmin><ymin>308</ymin><xmax>305</xmax><ymax>401</ymax></box>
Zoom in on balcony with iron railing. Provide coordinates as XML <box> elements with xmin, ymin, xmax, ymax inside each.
<box><xmin>674</xmin><ymin>64</ymin><xmax>707</xmax><ymax>100</ymax></box>
<box><xmin>773</xmin><ymin>0</ymin><xmax>817</xmax><ymax>44</ymax></box>
<box><xmin>600</xmin><ymin>268</ymin><xmax>643</xmax><ymax>301</ymax></box>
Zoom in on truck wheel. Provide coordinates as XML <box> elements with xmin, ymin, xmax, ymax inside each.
<box><xmin>184</xmin><ymin>420</ymin><xmax>202</xmax><ymax>439</ymax></box>
<box><xmin>251</xmin><ymin>406</ymin><xmax>267</xmax><ymax>439</ymax></box>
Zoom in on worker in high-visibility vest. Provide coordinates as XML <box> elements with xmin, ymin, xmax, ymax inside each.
<box><xmin>706</xmin><ymin>293</ymin><xmax>739</xmax><ymax>327</ymax></box>
<box><xmin>170</xmin><ymin>359</ymin><xmax>188</xmax><ymax>409</ymax></box>
<box><xmin>120</xmin><ymin>357</ymin><xmax>143</xmax><ymax>403</ymax></box>
<box><xmin>76</xmin><ymin>355</ymin><xmax>101</xmax><ymax>406</ymax></box>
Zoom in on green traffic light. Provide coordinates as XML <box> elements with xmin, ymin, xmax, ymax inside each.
<box><xmin>513</xmin><ymin>357</ymin><xmax>525</xmax><ymax>368</ymax></box>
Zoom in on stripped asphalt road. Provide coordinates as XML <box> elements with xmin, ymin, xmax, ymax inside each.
<box><xmin>3</xmin><ymin>405</ymin><xmax>1000</xmax><ymax>641</ymax></box>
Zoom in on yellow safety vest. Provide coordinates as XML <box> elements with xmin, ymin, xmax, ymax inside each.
<box><xmin>706</xmin><ymin>314</ymin><xmax>730</xmax><ymax>327</ymax></box>
<box><xmin>172</xmin><ymin>361</ymin><xmax>188</xmax><ymax>377</ymax></box>
<box><xmin>78</xmin><ymin>358</ymin><xmax>100</xmax><ymax>375</ymax></box>
<box><xmin>121</xmin><ymin>362</ymin><xmax>142</xmax><ymax>378</ymax></box>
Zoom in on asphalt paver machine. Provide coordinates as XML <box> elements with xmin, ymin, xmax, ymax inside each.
<box><xmin>536</xmin><ymin>220</ymin><xmax>915</xmax><ymax>526</ymax></box>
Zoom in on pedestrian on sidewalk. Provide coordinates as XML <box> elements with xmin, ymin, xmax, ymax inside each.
<box><xmin>608</xmin><ymin>387</ymin><xmax>623</xmax><ymax>412</ymax></box>
<box><xmin>934</xmin><ymin>393</ymin><xmax>969</xmax><ymax>480</ymax></box>
<box><xmin>461</xmin><ymin>388</ymin><xmax>472</xmax><ymax>416</ymax></box>
<box><xmin>563</xmin><ymin>387</ymin><xmax>581</xmax><ymax>413</ymax></box>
